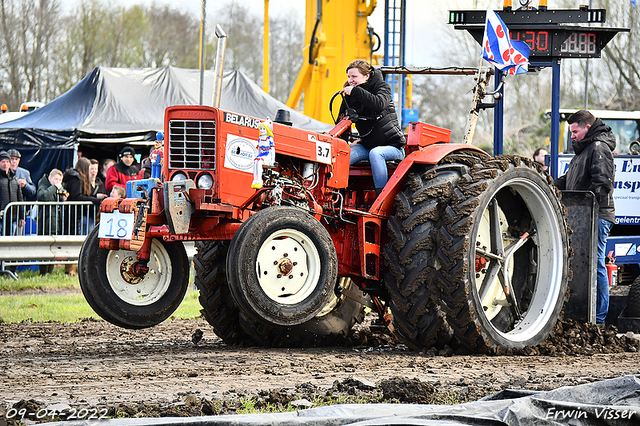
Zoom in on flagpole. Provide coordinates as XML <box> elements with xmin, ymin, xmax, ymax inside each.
<box><xmin>463</xmin><ymin>59</ymin><xmax>489</xmax><ymax>146</ymax></box>
<box><xmin>583</xmin><ymin>0</ymin><xmax>592</xmax><ymax>109</ymax></box>
<box><xmin>199</xmin><ymin>0</ymin><xmax>207</xmax><ymax>105</ymax></box>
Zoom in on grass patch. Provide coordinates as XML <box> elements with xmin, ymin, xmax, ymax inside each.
<box><xmin>0</xmin><ymin>289</ymin><xmax>202</xmax><ymax>324</ymax></box>
<box><xmin>0</xmin><ymin>266</ymin><xmax>80</xmax><ymax>292</ymax></box>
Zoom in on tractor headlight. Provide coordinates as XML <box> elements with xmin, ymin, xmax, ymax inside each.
<box><xmin>171</xmin><ymin>172</ymin><xmax>188</xmax><ymax>182</ymax></box>
<box><xmin>197</xmin><ymin>173</ymin><xmax>214</xmax><ymax>190</ymax></box>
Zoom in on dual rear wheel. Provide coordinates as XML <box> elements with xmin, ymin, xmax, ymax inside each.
<box><xmin>384</xmin><ymin>154</ymin><xmax>571</xmax><ymax>352</ymax></box>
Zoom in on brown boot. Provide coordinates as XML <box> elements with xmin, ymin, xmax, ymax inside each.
<box><xmin>65</xmin><ymin>264</ymin><xmax>78</xmax><ymax>276</ymax></box>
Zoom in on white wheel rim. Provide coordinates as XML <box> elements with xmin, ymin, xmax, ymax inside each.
<box><xmin>475</xmin><ymin>207</ymin><xmax>512</xmax><ymax>321</ymax></box>
<box><xmin>256</xmin><ymin>228</ymin><xmax>321</xmax><ymax>305</ymax></box>
<box><xmin>472</xmin><ymin>177</ymin><xmax>565</xmax><ymax>343</ymax></box>
<box><xmin>106</xmin><ymin>240</ymin><xmax>173</xmax><ymax>306</ymax></box>
<box><xmin>316</xmin><ymin>277</ymin><xmax>350</xmax><ymax>317</ymax></box>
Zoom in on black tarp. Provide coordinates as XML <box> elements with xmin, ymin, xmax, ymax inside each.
<box><xmin>38</xmin><ymin>375</ymin><xmax>640</xmax><ymax>426</ymax></box>
<box><xmin>0</xmin><ymin>66</ymin><xmax>329</xmax><ymax>184</ymax></box>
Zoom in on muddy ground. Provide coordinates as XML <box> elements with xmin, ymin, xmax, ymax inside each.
<box><xmin>1</xmin><ymin>311</ymin><xmax>640</xmax><ymax>424</ymax></box>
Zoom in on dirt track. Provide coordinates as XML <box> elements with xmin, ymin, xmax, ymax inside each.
<box><xmin>1</xmin><ymin>314</ymin><xmax>640</xmax><ymax>423</ymax></box>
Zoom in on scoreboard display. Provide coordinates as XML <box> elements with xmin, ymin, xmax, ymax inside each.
<box><xmin>507</xmin><ymin>27</ymin><xmax>613</xmax><ymax>58</ymax></box>
<box><xmin>449</xmin><ymin>9</ymin><xmax>628</xmax><ymax>60</ymax></box>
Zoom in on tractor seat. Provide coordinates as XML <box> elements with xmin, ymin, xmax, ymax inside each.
<box><xmin>350</xmin><ymin>159</ymin><xmax>402</xmax><ymax>167</ymax></box>
<box><xmin>349</xmin><ymin>159</ymin><xmax>401</xmax><ymax>177</ymax></box>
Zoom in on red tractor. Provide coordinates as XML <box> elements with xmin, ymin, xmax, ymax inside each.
<box><xmin>78</xmin><ymin>67</ymin><xmax>570</xmax><ymax>353</ymax></box>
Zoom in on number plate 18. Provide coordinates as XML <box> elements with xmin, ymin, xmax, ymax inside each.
<box><xmin>98</xmin><ymin>211</ymin><xmax>135</xmax><ymax>239</ymax></box>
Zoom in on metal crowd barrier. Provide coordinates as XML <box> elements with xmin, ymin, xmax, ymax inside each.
<box><xmin>0</xmin><ymin>201</ymin><xmax>96</xmax><ymax>280</ymax></box>
<box><xmin>0</xmin><ymin>200</ymin><xmax>197</xmax><ymax>280</ymax></box>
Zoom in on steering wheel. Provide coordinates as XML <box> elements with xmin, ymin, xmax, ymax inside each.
<box><xmin>329</xmin><ymin>90</ymin><xmax>347</xmax><ymax>124</ymax></box>
<box><xmin>329</xmin><ymin>89</ymin><xmax>375</xmax><ymax>125</ymax></box>
<box><xmin>630</xmin><ymin>140</ymin><xmax>640</xmax><ymax>155</ymax></box>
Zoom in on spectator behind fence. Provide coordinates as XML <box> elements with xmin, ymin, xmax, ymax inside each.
<box><xmin>89</xmin><ymin>159</ymin><xmax>108</xmax><ymax>198</ymax></box>
<box><xmin>105</xmin><ymin>146</ymin><xmax>141</xmax><ymax>192</ymax></box>
<box><xmin>533</xmin><ymin>147</ymin><xmax>548</xmax><ymax>171</ymax></box>
<box><xmin>100</xmin><ymin>158</ymin><xmax>115</xmax><ymax>182</ymax></box>
<box><xmin>110</xmin><ymin>186</ymin><xmax>126</xmax><ymax>199</ymax></box>
<box><xmin>7</xmin><ymin>148</ymin><xmax>36</xmax><ymax>200</ymax></box>
<box><xmin>63</xmin><ymin>157</ymin><xmax>107</xmax><ymax>236</ymax></box>
<box><xmin>36</xmin><ymin>168</ymin><xmax>67</xmax><ymax>275</ymax></box>
<box><xmin>0</xmin><ymin>151</ymin><xmax>24</xmax><ymax>235</ymax></box>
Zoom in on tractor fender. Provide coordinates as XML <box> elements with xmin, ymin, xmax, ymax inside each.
<box><xmin>370</xmin><ymin>143</ymin><xmax>489</xmax><ymax>216</ymax></box>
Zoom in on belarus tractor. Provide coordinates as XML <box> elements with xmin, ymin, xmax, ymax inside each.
<box><xmin>78</xmin><ymin>58</ymin><xmax>571</xmax><ymax>353</ymax></box>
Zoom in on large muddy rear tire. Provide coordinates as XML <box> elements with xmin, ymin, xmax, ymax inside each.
<box><xmin>194</xmin><ymin>240</ymin><xmax>254</xmax><ymax>345</ymax></box>
<box><xmin>438</xmin><ymin>156</ymin><xmax>570</xmax><ymax>353</ymax></box>
<box><xmin>383</xmin><ymin>153</ymin><xmax>485</xmax><ymax>349</ymax></box>
<box><xmin>625</xmin><ymin>275</ymin><xmax>640</xmax><ymax>317</ymax></box>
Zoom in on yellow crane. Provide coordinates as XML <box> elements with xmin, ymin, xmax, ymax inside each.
<box><xmin>285</xmin><ymin>0</ymin><xmax>378</xmax><ymax>124</ymax></box>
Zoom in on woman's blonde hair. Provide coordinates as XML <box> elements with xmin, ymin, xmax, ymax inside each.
<box><xmin>258</xmin><ymin>121</ymin><xmax>274</xmax><ymax>138</ymax></box>
<box><xmin>346</xmin><ymin>59</ymin><xmax>373</xmax><ymax>76</ymax></box>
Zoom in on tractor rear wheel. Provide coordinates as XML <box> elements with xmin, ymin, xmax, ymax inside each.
<box><xmin>383</xmin><ymin>153</ymin><xmax>485</xmax><ymax>349</ymax></box>
<box><xmin>79</xmin><ymin>226</ymin><xmax>190</xmax><ymax>329</ymax></box>
<box><xmin>194</xmin><ymin>240</ymin><xmax>254</xmax><ymax>345</ymax></box>
<box><xmin>625</xmin><ymin>275</ymin><xmax>640</xmax><ymax>317</ymax></box>
<box><xmin>196</xmin><ymin>207</ymin><xmax>366</xmax><ymax>346</ymax></box>
<box><xmin>438</xmin><ymin>156</ymin><xmax>570</xmax><ymax>353</ymax></box>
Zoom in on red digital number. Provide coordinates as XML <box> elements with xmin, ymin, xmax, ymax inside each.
<box><xmin>510</xmin><ymin>30</ymin><xmax>549</xmax><ymax>53</ymax></box>
<box><xmin>525</xmin><ymin>31</ymin><xmax>535</xmax><ymax>49</ymax></box>
<box><xmin>537</xmin><ymin>31</ymin><xmax>548</xmax><ymax>51</ymax></box>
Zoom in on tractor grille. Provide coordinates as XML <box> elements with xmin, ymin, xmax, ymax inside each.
<box><xmin>168</xmin><ymin>120</ymin><xmax>216</xmax><ymax>170</ymax></box>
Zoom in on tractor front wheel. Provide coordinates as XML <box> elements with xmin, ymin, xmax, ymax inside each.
<box><xmin>226</xmin><ymin>207</ymin><xmax>338</xmax><ymax>327</ymax></box>
<box><xmin>196</xmin><ymin>208</ymin><xmax>366</xmax><ymax>347</ymax></box>
<box><xmin>78</xmin><ymin>227</ymin><xmax>190</xmax><ymax>329</ymax></box>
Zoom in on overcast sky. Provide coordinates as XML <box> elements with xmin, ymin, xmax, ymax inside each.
<box><xmin>59</xmin><ymin>0</ymin><xmax>491</xmax><ymax>65</ymax></box>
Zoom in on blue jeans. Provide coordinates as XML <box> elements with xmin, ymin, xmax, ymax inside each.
<box><xmin>79</xmin><ymin>216</ymin><xmax>95</xmax><ymax>235</ymax></box>
<box><xmin>596</xmin><ymin>218</ymin><xmax>614</xmax><ymax>323</ymax></box>
<box><xmin>350</xmin><ymin>143</ymin><xmax>405</xmax><ymax>189</ymax></box>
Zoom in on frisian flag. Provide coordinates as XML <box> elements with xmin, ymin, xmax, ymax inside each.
<box><xmin>481</xmin><ymin>9</ymin><xmax>530</xmax><ymax>75</ymax></box>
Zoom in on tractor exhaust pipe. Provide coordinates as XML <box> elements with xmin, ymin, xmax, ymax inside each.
<box><xmin>212</xmin><ymin>24</ymin><xmax>228</xmax><ymax>108</ymax></box>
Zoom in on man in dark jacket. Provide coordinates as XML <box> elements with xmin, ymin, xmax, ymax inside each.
<box><xmin>554</xmin><ymin>110</ymin><xmax>616</xmax><ymax>325</ymax></box>
<box><xmin>7</xmin><ymin>148</ymin><xmax>35</xmax><ymax>200</ymax></box>
<box><xmin>0</xmin><ymin>150</ymin><xmax>24</xmax><ymax>235</ymax></box>
<box><xmin>37</xmin><ymin>169</ymin><xmax>67</xmax><ymax>235</ymax></box>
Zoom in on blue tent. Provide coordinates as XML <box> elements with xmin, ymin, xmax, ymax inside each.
<box><xmin>0</xmin><ymin>67</ymin><xmax>328</xmax><ymax>183</ymax></box>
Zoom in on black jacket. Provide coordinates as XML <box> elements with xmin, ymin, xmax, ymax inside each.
<box><xmin>339</xmin><ymin>68</ymin><xmax>406</xmax><ymax>150</ymax></box>
<box><xmin>554</xmin><ymin>118</ymin><xmax>616</xmax><ymax>223</ymax></box>
<box><xmin>0</xmin><ymin>168</ymin><xmax>23</xmax><ymax>210</ymax></box>
<box><xmin>63</xmin><ymin>169</ymin><xmax>102</xmax><ymax>206</ymax></box>
<box><xmin>63</xmin><ymin>169</ymin><xmax>102</xmax><ymax>234</ymax></box>
<box><xmin>37</xmin><ymin>173</ymin><xmax>65</xmax><ymax>235</ymax></box>
<box><xmin>0</xmin><ymin>168</ymin><xmax>24</xmax><ymax>233</ymax></box>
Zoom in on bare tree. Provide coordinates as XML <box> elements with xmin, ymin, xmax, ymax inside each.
<box><xmin>213</xmin><ymin>0</ymin><xmax>263</xmax><ymax>85</ymax></box>
<box><xmin>146</xmin><ymin>4</ymin><xmax>202</xmax><ymax>68</ymax></box>
<box><xmin>0</xmin><ymin>0</ymin><xmax>61</xmax><ymax>109</ymax></box>
<box><xmin>268</xmin><ymin>10</ymin><xmax>304</xmax><ymax>102</ymax></box>
<box><xmin>0</xmin><ymin>0</ymin><xmax>22</xmax><ymax>109</ymax></box>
